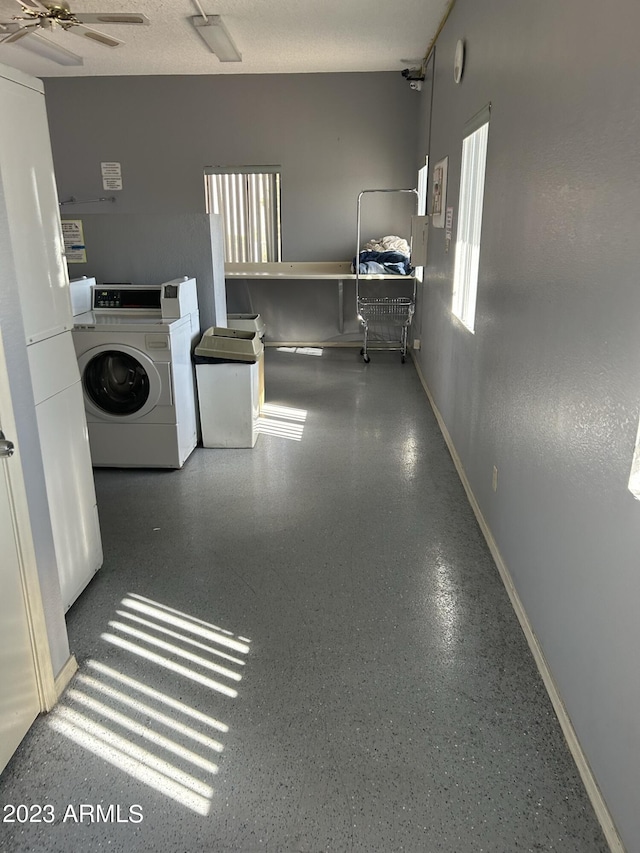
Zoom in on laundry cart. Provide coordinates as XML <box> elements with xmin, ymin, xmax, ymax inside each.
<box><xmin>355</xmin><ymin>188</ymin><xmax>425</xmax><ymax>364</ymax></box>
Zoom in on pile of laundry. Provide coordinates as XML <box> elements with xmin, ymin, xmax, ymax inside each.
<box><xmin>352</xmin><ymin>235</ymin><xmax>413</xmax><ymax>276</ymax></box>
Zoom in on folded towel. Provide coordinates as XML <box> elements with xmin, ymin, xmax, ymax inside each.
<box><xmin>363</xmin><ymin>235</ymin><xmax>411</xmax><ymax>256</ymax></box>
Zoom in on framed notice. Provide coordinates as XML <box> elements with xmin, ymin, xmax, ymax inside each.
<box><xmin>61</xmin><ymin>219</ymin><xmax>87</xmax><ymax>263</ymax></box>
<box><xmin>431</xmin><ymin>156</ymin><xmax>448</xmax><ymax>228</ymax></box>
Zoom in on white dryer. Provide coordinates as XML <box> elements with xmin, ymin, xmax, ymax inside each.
<box><xmin>72</xmin><ymin>277</ymin><xmax>200</xmax><ymax>468</ymax></box>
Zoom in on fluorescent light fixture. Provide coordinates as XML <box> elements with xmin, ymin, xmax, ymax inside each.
<box><xmin>8</xmin><ymin>30</ymin><xmax>84</xmax><ymax>65</ymax></box>
<box><xmin>191</xmin><ymin>15</ymin><xmax>241</xmax><ymax>62</ymax></box>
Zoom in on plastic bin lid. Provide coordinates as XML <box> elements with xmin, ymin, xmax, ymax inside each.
<box><xmin>226</xmin><ymin>313</ymin><xmax>266</xmax><ymax>336</ymax></box>
<box><xmin>195</xmin><ymin>326</ymin><xmax>263</xmax><ymax>363</ymax></box>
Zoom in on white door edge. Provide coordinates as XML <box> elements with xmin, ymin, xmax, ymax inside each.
<box><xmin>0</xmin><ymin>325</ymin><xmax>57</xmax><ymax>711</ymax></box>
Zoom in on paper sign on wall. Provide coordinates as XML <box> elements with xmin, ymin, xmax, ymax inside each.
<box><xmin>445</xmin><ymin>206</ymin><xmax>454</xmax><ymax>253</ymax></box>
<box><xmin>101</xmin><ymin>161</ymin><xmax>122</xmax><ymax>191</ymax></box>
<box><xmin>432</xmin><ymin>156</ymin><xmax>448</xmax><ymax>228</ymax></box>
<box><xmin>61</xmin><ymin>219</ymin><xmax>87</xmax><ymax>264</ymax></box>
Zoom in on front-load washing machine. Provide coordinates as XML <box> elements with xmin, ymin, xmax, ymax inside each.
<box><xmin>72</xmin><ymin>277</ymin><xmax>200</xmax><ymax>468</ymax></box>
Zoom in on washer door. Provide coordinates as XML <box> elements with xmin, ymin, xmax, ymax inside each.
<box><xmin>78</xmin><ymin>344</ymin><xmax>163</xmax><ymax>422</ymax></box>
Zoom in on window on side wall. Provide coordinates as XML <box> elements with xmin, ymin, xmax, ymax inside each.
<box><xmin>452</xmin><ymin>105</ymin><xmax>490</xmax><ymax>332</ymax></box>
<box><xmin>628</xmin><ymin>418</ymin><xmax>640</xmax><ymax>500</ymax></box>
<box><xmin>415</xmin><ymin>159</ymin><xmax>429</xmax><ymax>283</ymax></box>
<box><xmin>205</xmin><ymin>166</ymin><xmax>282</xmax><ymax>263</ymax></box>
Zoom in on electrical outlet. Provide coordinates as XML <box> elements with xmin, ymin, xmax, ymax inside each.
<box><xmin>492</xmin><ymin>465</ymin><xmax>498</xmax><ymax>492</ymax></box>
<box><xmin>413</xmin><ymin>338</ymin><xmax>421</xmax><ymax>351</ymax></box>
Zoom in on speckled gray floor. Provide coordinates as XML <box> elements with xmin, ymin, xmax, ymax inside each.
<box><xmin>0</xmin><ymin>348</ymin><xmax>609</xmax><ymax>853</ymax></box>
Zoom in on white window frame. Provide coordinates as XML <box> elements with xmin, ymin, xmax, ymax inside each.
<box><xmin>452</xmin><ymin>105</ymin><xmax>491</xmax><ymax>332</ymax></box>
<box><xmin>205</xmin><ymin>166</ymin><xmax>282</xmax><ymax>263</ymax></box>
<box><xmin>628</xmin><ymin>418</ymin><xmax>640</xmax><ymax>500</ymax></box>
<box><xmin>415</xmin><ymin>159</ymin><xmax>429</xmax><ymax>282</ymax></box>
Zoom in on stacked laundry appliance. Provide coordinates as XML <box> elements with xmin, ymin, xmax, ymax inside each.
<box><xmin>0</xmin><ymin>64</ymin><xmax>102</xmax><ymax>612</ymax></box>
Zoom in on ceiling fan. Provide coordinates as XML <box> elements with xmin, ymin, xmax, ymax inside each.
<box><xmin>0</xmin><ymin>0</ymin><xmax>149</xmax><ymax>65</ymax></box>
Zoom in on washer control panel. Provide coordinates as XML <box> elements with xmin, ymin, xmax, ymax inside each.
<box><xmin>94</xmin><ymin>287</ymin><xmax>162</xmax><ymax>311</ymax></box>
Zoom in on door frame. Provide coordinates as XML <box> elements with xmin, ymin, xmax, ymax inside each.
<box><xmin>0</xmin><ymin>325</ymin><xmax>58</xmax><ymax>712</ymax></box>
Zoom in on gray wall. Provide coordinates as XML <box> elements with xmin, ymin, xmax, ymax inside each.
<box><xmin>64</xmin><ymin>213</ymin><xmax>227</xmax><ymax>331</ymax></box>
<box><xmin>413</xmin><ymin>0</ymin><xmax>640</xmax><ymax>848</ymax></box>
<box><xmin>0</xmin><ymin>172</ymin><xmax>70</xmax><ymax>677</ymax></box>
<box><xmin>43</xmin><ymin>73</ymin><xmax>419</xmax><ymax>341</ymax></box>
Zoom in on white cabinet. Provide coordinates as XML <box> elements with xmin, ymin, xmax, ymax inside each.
<box><xmin>0</xmin><ymin>66</ymin><xmax>71</xmax><ymax>345</ymax></box>
<box><xmin>0</xmin><ymin>61</ymin><xmax>102</xmax><ymax>610</ymax></box>
<box><xmin>28</xmin><ymin>333</ymin><xmax>102</xmax><ymax>610</ymax></box>
<box><xmin>0</xmin><ymin>334</ymin><xmax>41</xmax><ymax>775</ymax></box>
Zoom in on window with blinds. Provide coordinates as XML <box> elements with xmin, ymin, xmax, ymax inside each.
<box><xmin>415</xmin><ymin>160</ymin><xmax>429</xmax><ymax>283</ymax></box>
<box><xmin>452</xmin><ymin>108</ymin><xmax>490</xmax><ymax>332</ymax></box>
<box><xmin>205</xmin><ymin>167</ymin><xmax>282</xmax><ymax>263</ymax></box>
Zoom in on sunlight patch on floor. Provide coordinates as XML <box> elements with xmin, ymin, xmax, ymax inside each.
<box><xmin>49</xmin><ymin>707</ymin><xmax>214</xmax><ymax>814</ymax></box>
<box><xmin>276</xmin><ymin>346</ymin><xmax>323</xmax><ymax>357</ymax></box>
<box><xmin>49</xmin><ymin>594</ymin><xmax>251</xmax><ymax>815</ymax></box>
<box><xmin>257</xmin><ymin>402</ymin><xmax>308</xmax><ymax>441</ymax></box>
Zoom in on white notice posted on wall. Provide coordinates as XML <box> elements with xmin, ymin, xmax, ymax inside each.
<box><xmin>61</xmin><ymin>219</ymin><xmax>87</xmax><ymax>264</ymax></box>
<box><xmin>445</xmin><ymin>206</ymin><xmax>454</xmax><ymax>253</ymax></box>
<box><xmin>101</xmin><ymin>161</ymin><xmax>122</xmax><ymax>191</ymax></box>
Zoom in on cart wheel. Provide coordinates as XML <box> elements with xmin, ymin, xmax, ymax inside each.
<box><xmin>401</xmin><ymin>356</ymin><xmax>406</xmax><ymax>364</ymax></box>
<box><xmin>363</xmin><ymin>354</ymin><xmax>370</xmax><ymax>364</ymax></box>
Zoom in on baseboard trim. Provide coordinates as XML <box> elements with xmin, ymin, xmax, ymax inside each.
<box><xmin>52</xmin><ymin>654</ymin><xmax>78</xmax><ymax>707</ymax></box>
<box><xmin>410</xmin><ymin>352</ymin><xmax>625</xmax><ymax>853</ymax></box>
<box><xmin>266</xmin><ymin>341</ymin><xmax>360</xmax><ymax>348</ymax></box>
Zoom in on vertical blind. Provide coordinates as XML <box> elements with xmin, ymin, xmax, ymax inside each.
<box><xmin>205</xmin><ymin>168</ymin><xmax>281</xmax><ymax>263</ymax></box>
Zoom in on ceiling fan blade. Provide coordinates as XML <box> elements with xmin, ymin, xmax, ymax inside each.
<box><xmin>73</xmin><ymin>12</ymin><xmax>150</xmax><ymax>26</ymax></box>
<box><xmin>6</xmin><ymin>29</ymin><xmax>83</xmax><ymax>64</ymax></box>
<box><xmin>1</xmin><ymin>25</ymin><xmax>36</xmax><ymax>43</ymax></box>
<box><xmin>73</xmin><ymin>24</ymin><xmax>122</xmax><ymax>47</ymax></box>
<box><xmin>17</xmin><ymin>0</ymin><xmax>48</xmax><ymax>12</ymax></box>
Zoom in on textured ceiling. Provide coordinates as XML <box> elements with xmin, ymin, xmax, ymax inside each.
<box><xmin>0</xmin><ymin>0</ymin><xmax>448</xmax><ymax>78</ymax></box>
